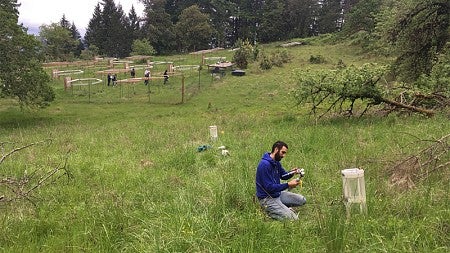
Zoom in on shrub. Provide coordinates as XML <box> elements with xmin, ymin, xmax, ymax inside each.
<box><xmin>271</xmin><ymin>49</ymin><xmax>291</xmax><ymax>67</ymax></box>
<box><xmin>309</xmin><ymin>54</ymin><xmax>326</xmax><ymax>64</ymax></box>
<box><xmin>232</xmin><ymin>39</ymin><xmax>255</xmax><ymax>69</ymax></box>
<box><xmin>259</xmin><ymin>53</ymin><xmax>273</xmax><ymax>70</ymax></box>
<box><xmin>336</xmin><ymin>59</ymin><xmax>346</xmax><ymax>69</ymax></box>
<box><xmin>252</xmin><ymin>44</ymin><xmax>260</xmax><ymax>61</ymax></box>
<box><xmin>258</xmin><ymin>49</ymin><xmax>292</xmax><ymax>70</ymax></box>
<box><xmin>131</xmin><ymin>39</ymin><xmax>155</xmax><ymax>56</ymax></box>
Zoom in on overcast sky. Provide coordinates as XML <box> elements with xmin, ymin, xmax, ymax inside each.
<box><xmin>17</xmin><ymin>0</ymin><xmax>145</xmax><ymax>36</ymax></box>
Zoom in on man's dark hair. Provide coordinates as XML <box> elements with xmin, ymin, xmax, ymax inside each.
<box><xmin>271</xmin><ymin>141</ymin><xmax>288</xmax><ymax>153</ymax></box>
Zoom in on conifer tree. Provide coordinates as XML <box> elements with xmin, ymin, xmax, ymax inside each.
<box><xmin>379</xmin><ymin>0</ymin><xmax>449</xmax><ymax>82</ymax></box>
<box><xmin>70</xmin><ymin>22</ymin><xmax>85</xmax><ymax>57</ymax></box>
<box><xmin>258</xmin><ymin>0</ymin><xmax>286</xmax><ymax>42</ymax></box>
<box><xmin>141</xmin><ymin>0</ymin><xmax>176</xmax><ymax>54</ymax></box>
<box><xmin>284</xmin><ymin>0</ymin><xmax>317</xmax><ymax>38</ymax></box>
<box><xmin>59</xmin><ymin>14</ymin><xmax>71</xmax><ymax>30</ymax></box>
<box><xmin>85</xmin><ymin>0</ymin><xmax>130</xmax><ymax>57</ymax></box>
<box><xmin>127</xmin><ymin>5</ymin><xmax>142</xmax><ymax>41</ymax></box>
<box><xmin>84</xmin><ymin>3</ymin><xmax>104</xmax><ymax>53</ymax></box>
<box><xmin>316</xmin><ymin>0</ymin><xmax>344</xmax><ymax>34</ymax></box>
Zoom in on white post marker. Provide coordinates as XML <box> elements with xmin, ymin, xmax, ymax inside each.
<box><xmin>209</xmin><ymin>125</ymin><xmax>218</xmax><ymax>141</ymax></box>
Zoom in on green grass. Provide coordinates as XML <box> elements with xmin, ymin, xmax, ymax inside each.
<box><xmin>1</xmin><ymin>40</ymin><xmax>449</xmax><ymax>252</ymax></box>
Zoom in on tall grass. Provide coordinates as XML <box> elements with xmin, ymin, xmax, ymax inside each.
<box><xmin>1</xmin><ymin>41</ymin><xmax>448</xmax><ymax>252</ymax></box>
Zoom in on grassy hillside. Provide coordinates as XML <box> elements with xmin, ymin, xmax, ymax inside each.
<box><xmin>1</xmin><ymin>39</ymin><xmax>448</xmax><ymax>252</ymax></box>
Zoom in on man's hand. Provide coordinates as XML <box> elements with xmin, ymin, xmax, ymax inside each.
<box><xmin>288</xmin><ymin>179</ymin><xmax>300</xmax><ymax>188</ymax></box>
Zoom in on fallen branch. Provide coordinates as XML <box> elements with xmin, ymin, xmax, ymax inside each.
<box><xmin>24</xmin><ymin>150</ymin><xmax>72</xmax><ymax>197</ymax></box>
<box><xmin>1</xmin><ymin>140</ymin><xmax>52</xmax><ymax>165</ymax></box>
<box><xmin>389</xmin><ymin>134</ymin><xmax>450</xmax><ymax>190</ymax></box>
<box><xmin>381</xmin><ymin>97</ymin><xmax>435</xmax><ymax>117</ymax></box>
<box><xmin>1</xmin><ymin>140</ymin><xmax>72</xmax><ymax>204</ymax></box>
<box><xmin>293</xmin><ymin>64</ymin><xmax>448</xmax><ymax>118</ymax></box>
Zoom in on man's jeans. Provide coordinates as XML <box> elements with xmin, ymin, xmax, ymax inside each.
<box><xmin>258</xmin><ymin>191</ymin><xmax>306</xmax><ymax>220</ymax></box>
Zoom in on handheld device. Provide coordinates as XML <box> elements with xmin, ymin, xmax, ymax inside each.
<box><xmin>283</xmin><ymin>168</ymin><xmax>305</xmax><ymax>178</ymax></box>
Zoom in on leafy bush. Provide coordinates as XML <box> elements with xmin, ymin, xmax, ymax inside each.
<box><xmin>258</xmin><ymin>53</ymin><xmax>273</xmax><ymax>70</ymax></box>
<box><xmin>309</xmin><ymin>55</ymin><xmax>326</xmax><ymax>64</ymax></box>
<box><xmin>232</xmin><ymin>39</ymin><xmax>255</xmax><ymax>69</ymax></box>
<box><xmin>252</xmin><ymin>44</ymin><xmax>260</xmax><ymax>61</ymax></box>
<box><xmin>79</xmin><ymin>45</ymin><xmax>99</xmax><ymax>60</ymax></box>
<box><xmin>131</xmin><ymin>39</ymin><xmax>155</xmax><ymax>56</ymax></box>
<box><xmin>258</xmin><ymin>49</ymin><xmax>291</xmax><ymax>70</ymax></box>
<box><xmin>336</xmin><ymin>59</ymin><xmax>346</xmax><ymax>69</ymax></box>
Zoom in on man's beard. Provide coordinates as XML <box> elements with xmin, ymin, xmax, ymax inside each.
<box><xmin>274</xmin><ymin>152</ymin><xmax>282</xmax><ymax>161</ymax></box>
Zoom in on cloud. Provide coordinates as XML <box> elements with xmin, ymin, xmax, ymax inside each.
<box><xmin>17</xmin><ymin>0</ymin><xmax>144</xmax><ymax>36</ymax></box>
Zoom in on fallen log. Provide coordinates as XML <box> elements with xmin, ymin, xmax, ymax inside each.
<box><xmin>380</xmin><ymin>97</ymin><xmax>435</xmax><ymax>117</ymax></box>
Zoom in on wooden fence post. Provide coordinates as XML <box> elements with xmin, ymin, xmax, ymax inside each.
<box><xmin>181</xmin><ymin>75</ymin><xmax>185</xmax><ymax>104</ymax></box>
<box><xmin>64</xmin><ymin>76</ymin><xmax>71</xmax><ymax>90</ymax></box>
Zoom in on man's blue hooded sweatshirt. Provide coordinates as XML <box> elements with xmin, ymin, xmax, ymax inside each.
<box><xmin>255</xmin><ymin>152</ymin><xmax>293</xmax><ymax>199</ymax></box>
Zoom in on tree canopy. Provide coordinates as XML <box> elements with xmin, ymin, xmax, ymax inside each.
<box><xmin>39</xmin><ymin>22</ymin><xmax>78</xmax><ymax>61</ymax></box>
<box><xmin>175</xmin><ymin>5</ymin><xmax>214</xmax><ymax>52</ymax></box>
<box><xmin>141</xmin><ymin>0</ymin><xmax>177</xmax><ymax>54</ymax></box>
<box><xmin>0</xmin><ymin>0</ymin><xmax>54</xmax><ymax>108</ymax></box>
<box><xmin>378</xmin><ymin>0</ymin><xmax>449</xmax><ymax>82</ymax></box>
<box><xmin>84</xmin><ymin>0</ymin><xmax>135</xmax><ymax>58</ymax></box>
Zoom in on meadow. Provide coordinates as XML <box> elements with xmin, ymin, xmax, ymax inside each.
<box><xmin>0</xmin><ymin>38</ymin><xmax>449</xmax><ymax>252</ymax></box>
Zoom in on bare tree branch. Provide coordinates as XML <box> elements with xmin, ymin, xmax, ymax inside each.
<box><xmin>380</xmin><ymin>97</ymin><xmax>435</xmax><ymax>117</ymax></box>
<box><xmin>1</xmin><ymin>139</ymin><xmax>52</xmax><ymax>165</ymax></box>
<box><xmin>1</xmin><ymin>140</ymin><xmax>72</xmax><ymax>204</ymax></box>
<box><xmin>389</xmin><ymin>134</ymin><xmax>450</xmax><ymax>190</ymax></box>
